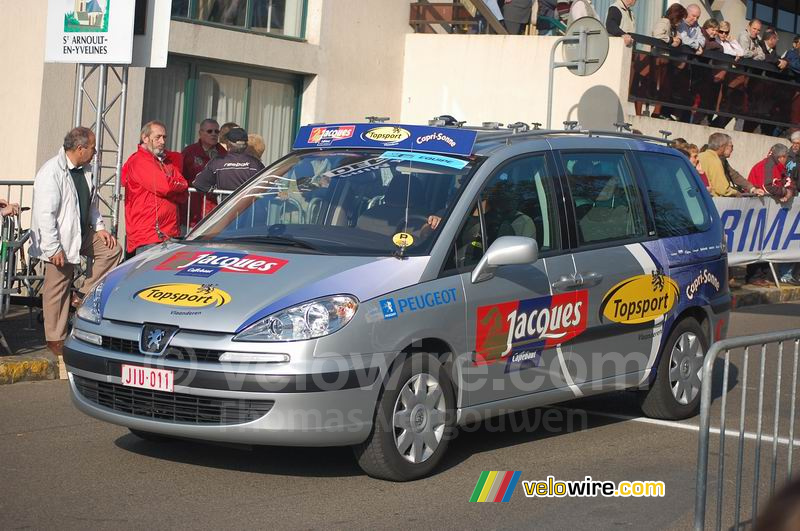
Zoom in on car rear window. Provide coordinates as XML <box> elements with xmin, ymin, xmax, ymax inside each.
<box><xmin>637</xmin><ymin>152</ymin><xmax>711</xmax><ymax>237</ymax></box>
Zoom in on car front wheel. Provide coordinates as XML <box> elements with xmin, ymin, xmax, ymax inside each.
<box><xmin>353</xmin><ymin>353</ymin><xmax>456</xmax><ymax>481</ymax></box>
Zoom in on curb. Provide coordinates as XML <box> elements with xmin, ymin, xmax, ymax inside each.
<box><xmin>731</xmin><ymin>285</ymin><xmax>800</xmax><ymax>309</ymax></box>
<box><xmin>0</xmin><ymin>351</ymin><xmax>57</xmax><ymax>385</ymax></box>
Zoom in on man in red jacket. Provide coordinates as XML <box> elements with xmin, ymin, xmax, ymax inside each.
<box><xmin>121</xmin><ymin>121</ymin><xmax>188</xmax><ymax>259</ymax></box>
<box><xmin>181</xmin><ymin>118</ymin><xmax>226</xmax><ymax>227</ymax></box>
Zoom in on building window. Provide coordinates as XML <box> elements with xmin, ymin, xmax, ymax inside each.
<box><xmin>174</xmin><ymin>0</ymin><xmax>306</xmax><ymax>39</ymax></box>
<box><xmin>747</xmin><ymin>0</ymin><xmax>800</xmax><ymax>33</ymax></box>
<box><xmin>142</xmin><ymin>56</ymin><xmax>301</xmax><ymax>167</ymax></box>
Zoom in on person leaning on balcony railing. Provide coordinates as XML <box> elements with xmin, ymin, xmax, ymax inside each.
<box><xmin>677</xmin><ymin>4</ymin><xmax>705</xmax><ymax>55</ymax></box>
<box><xmin>605</xmin><ymin>0</ymin><xmax>636</xmax><ymax>47</ymax></box>
<box><xmin>567</xmin><ymin>0</ymin><xmax>598</xmax><ymax>25</ymax></box>
<box><xmin>716</xmin><ymin>21</ymin><xmax>743</xmax><ymax>58</ymax></box>
<box><xmin>737</xmin><ymin>18</ymin><xmax>765</xmax><ymax>60</ymax></box>
<box><xmin>743</xmin><ymin>28</ymin><xmax>790</xmax><ymax>134</ymax></box>
<box><xmin>502</xmin><ymin>0</ymin><xmax>533</xmax><ymax>36</ymax></box>
<box><xmin>647</xmin><ymin>3</ymin><xmax>687</xmax><ymax>120</ymax></box>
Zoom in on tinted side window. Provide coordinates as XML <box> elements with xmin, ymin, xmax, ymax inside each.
<box><xmin>563</xmin><ymin>152</ymin><xmax>647</xmax><ymax>246</ymax></box>
<box><xmin>637</xmin><ymin>153</ymin><xmax>711</xmax><ymax>237</ymax></box>
<box><xmin>445</xmin><ymin>155</ymin><xmax>560</xmax><ymax>270</ymax></box>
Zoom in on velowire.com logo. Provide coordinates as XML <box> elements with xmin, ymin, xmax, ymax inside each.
<box><xmin>469</xmin><ymin>471</ymin><xmax>521</xmax><ymax>503</ymax></box>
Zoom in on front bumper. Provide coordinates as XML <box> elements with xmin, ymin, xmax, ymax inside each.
<box><xmin>65</xmin><ymin>326</ymin><xmax>384</xmax><ymax>446</ymax></box>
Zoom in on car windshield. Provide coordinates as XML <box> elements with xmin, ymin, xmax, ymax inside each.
<box><xmin>187</xmin><ymin>150</ymin><xmax>477</xmax><ymax>256</ymax></box>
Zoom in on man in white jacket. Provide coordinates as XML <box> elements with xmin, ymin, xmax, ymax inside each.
<box><xmin>30</xmin><ymin>127</ymin><xmax>121</xmax><ymax>376</ymax></box>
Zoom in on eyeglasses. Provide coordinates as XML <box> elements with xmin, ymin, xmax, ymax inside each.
<box><xmin>718</xmin><ymin>30</ymin><xmax>729</xmax><ymax>35</ymax></box>
<box><xmin>203</xmin><ymin>128</ymin><xmax>220</xmax><ymax>134</ymax></box>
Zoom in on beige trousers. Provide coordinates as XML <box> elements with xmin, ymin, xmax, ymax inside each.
<box><xmin>42</xmin><ymin>230</ymin><xmax>122</xmax><ymax>341</ymax></box>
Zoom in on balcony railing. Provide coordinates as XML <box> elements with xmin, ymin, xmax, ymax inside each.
<box><xmin>629</xmin><ymin>34</ymin><xmax>800</xmax><ymax>134</ymax></box>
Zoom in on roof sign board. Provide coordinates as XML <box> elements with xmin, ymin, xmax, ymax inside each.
<box><xmin>292</xmin><ymin>124</ymin><xmax>478</xmax><ymax>157</ymax></box>
<box><xmin>45</xmin><ymin>0</ymin><xmax>136</xmax><ymax>64</ymax></box>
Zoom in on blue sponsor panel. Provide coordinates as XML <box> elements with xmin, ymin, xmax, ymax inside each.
<box><xmin>292</xmin><ymin>124</ymin><xmax>478</xmax><ymax>156</ymax></box>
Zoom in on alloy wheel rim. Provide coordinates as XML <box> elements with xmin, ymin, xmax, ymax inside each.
<box><xmin>668</xmin><ymin>331</ymin><xmax>704</xmax><ymax>405</ymax></box>
<box><xmin>393</xmin><ymin>372</ymin><xmax>446</xmax><ymax>464</ymax></box>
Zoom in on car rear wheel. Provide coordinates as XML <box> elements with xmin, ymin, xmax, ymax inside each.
<box><xmin>353</xmin><ymin>353</ymin><xmax>455</xmax><ymax>481</ymax></box>
<box><xmin>639</xmin><ymin>318</ymin><xmax>708</xmax><ymax>420</ymax></box>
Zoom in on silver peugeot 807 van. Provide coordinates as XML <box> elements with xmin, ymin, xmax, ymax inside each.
<box><xmin>66</xmin><ymin>123</ymin><xmax>729</xmax><ymax>481</ymax></box>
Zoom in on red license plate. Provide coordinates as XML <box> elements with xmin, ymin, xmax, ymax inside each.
<box><xmin>120</xmin><ymin>364</ymin><xmax>174</xmax><ymax>393</ymax></box>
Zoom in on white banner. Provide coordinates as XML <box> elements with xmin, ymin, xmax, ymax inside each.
<box><xmin>715</xmin><ymin>197</ymin><xmax>800</xmax><ymax>266</ymax></box>
<box><xmin>44</xmin><ymin>0</ymin><xmax>136</xmax><ymax>64</ymax></box>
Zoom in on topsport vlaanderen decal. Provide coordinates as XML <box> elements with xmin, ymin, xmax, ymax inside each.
<box><xmin>155</xmin><ymin>252</ymin><xmax>288</xmax><ymax>278</ymax></box>
<box><xmin>475</xmin><ymin>291</ymin><xmax>588</xmax><ymax>373</ymax></box>
<box><xmin>135</xmin><ymin>283</ymin><xmax>231</xmax><ymax>308</ymax></box>
<box><xmin>599</xmin><ymin>271</ymin><xmax>679</xmax><ymax>325</ymax></box>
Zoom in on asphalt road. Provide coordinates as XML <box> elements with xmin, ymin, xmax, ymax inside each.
<box><xmin>2</xmin><ymin>303</ymin><xmax>799</xmax><ymax>530</ymax></box>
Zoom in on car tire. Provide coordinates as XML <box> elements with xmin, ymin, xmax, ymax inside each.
<box><xmin>353</xmin><ymin>352</ymin><xmax>456</xmax><ymax>481</ymax></box>
<box><xmin>639</xmin><ymin>317</ymin><xmax>708</xmax><ymax>420</ymax></box>
<box><xmin>128</xmin><ymin>428</ymin><xmax>175</xmax><ymax>443</ymax></box>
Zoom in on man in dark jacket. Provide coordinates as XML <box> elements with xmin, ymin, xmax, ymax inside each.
<box><xmin>193</xmin><ymin>127</ymin><xmax>265</xmax><ymax>195</ymax></box>
<box><xmin>503</xmin><ymin>0</ymin><xmax>533</xmax><ymax>35</ymax></box>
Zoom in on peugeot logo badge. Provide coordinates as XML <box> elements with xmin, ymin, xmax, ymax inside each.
<box><xmin>139</xmin><ymin>324</ymin><xmax>179</xmax><ymax>356</ymax></box>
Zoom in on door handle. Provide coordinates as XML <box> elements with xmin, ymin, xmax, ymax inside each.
<box><xmin>551</xmin><ymin>275</ymin><xmax>582</xmax><ymax>292</ymax></box>
<box><xmin>577</xmin><ymin>272</ymin><xmax>604</xmax><ymax>287</ymax></box>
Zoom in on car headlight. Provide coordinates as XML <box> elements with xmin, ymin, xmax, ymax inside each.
<box><xmin>76</xmin><ymin>281</ymin><xmax>104</xmax><ymax>324</ymax></box>
<box><xmin>233</xmin><ymin>295</ymin><xmax>358</xmax><ymax>342</ymax></box>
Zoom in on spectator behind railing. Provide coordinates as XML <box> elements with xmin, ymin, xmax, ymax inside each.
<box><xmin>647</xmin><ymin>3</ymin><xmax>687</xmax><ymax>120</ymax></box>
<box><xmin>606</xmin><ymin>0</ymin><xmax>636</xmax><ymax>47</ymax></box>
<box><xmin>737</xmin><ymin>18</ymin><xmax>765</xmax><ymax>60</ymax></box>
<box><xmin>567</xmin><ymin>0</ymin><xmax>598</xmax><ymax>26</ymax></box>
<box><xmin>502</xmin><ymin>0</ymin><xmax>533</xmax><ymax>35</ymax></box>
<box><xmin>531</xmin><ymin>0</ymin><xmax>553</xmax><ymax>36</ymax></box>
<box><xmin>181</xmin><ymin>118</ymin><xmax>226</xmax><ymax>228</ymax></box>
<box><xmin>192</xmin><ymin>127</ymin><xmax>264</xmax><ymax>195</ymax></box>
<box><xmin>246</xmin><ymin>133</ymin><xmax>266</xmax><ymax>161</ymax></box>
<box><xmin>677</xmin><ymin>4</ymin><xmax>704</xmax><ymax>55</ymax></box>
<box><xmin>716</xmin><ymin>20</ymin><xmax>743</xmax><ymax>58</ymax></box>
<box><xmin>743</xmin><ymin>27</ymin><xmax>789</xmax><ymax>134</ymax></box>
<box><xmin>784</xmin><ymin>35</ymin><xmax>800</xmax><ymax>76</ymax></box>
<box><xmin>746</xmin><ymin>143</ymin><xmax>797</xmax><ymax>286</ymax></box>
<box><xmin>691</xmin><ymin>18</ymin><xmax>724</xmax><ymax>125</ymax></box>
<box><xmin>698</xmin><ymin>133</ymin><xmax>759</xmax><ymax>197</ymax></box>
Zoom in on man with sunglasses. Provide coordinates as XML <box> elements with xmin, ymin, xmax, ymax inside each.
<box><xmin>181</xmin><ymin>118</ymin><xmax>226</xmax><ymax>227</ymax></box>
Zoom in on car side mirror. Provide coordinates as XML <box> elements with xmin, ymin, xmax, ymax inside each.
<box><xmin>470</xmin><ymin>236</ymin><xmax>539</xmax><ymax>284</ymax></box>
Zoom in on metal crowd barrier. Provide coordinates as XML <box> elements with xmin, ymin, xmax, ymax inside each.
<box><xmin>183</xmin><ymin>188</ymin><xmax>233</xmax><ymax>233</ymax></box>
<box><xmin>695</xmin><ymin>330</ymin><xmax>800</xmax><ymax>530</ymax></box>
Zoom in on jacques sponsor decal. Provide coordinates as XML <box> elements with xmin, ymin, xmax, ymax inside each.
<box><xmin>685</xmin><ymin>268</ymin><xmax>721</xmax><ymax>301</ymax></box>
<box><xmin>475</xmin><ymin>291</ymin><xmax>588</xmax><ymax>373</ymax></box>
<box><xmin>136</xmin><ymin>283</ymin><xmax>231</xmax><ymax>308</ymax></box>
<box><xmin>600</xmin><ymin>271</ymin><xmax>679</xmax><ymax>325</ymax></box>
<box><xmin>307</xmin><ymin>125</ymin><xmax>356</xmax><ymax>146</ymax></box>
<box><xmin>155</xmin><ymin>252</ymin><xmax>288</xmax><ymax>278</ymax></box>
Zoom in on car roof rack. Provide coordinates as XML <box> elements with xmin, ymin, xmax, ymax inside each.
<box><xmin>472</xmin><ymin>128</ymin><xmax>675</xmax><ymax>146</ymax></box>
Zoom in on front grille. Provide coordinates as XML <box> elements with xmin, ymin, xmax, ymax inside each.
<box><xmin>74</xmin><ymin>375</ymin><xmax>274</xmax><ymax>425</ymax></box>
<box><xmin>101</xmin><ymin>336</ymin><xmax>223</xmax><ymax>363</ymax></box>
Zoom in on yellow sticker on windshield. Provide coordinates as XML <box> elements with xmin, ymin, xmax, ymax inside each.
<box><xmin>393</xmin><ymin>232</ymin><xmax>414</xmax><ymax>248</ymax></box>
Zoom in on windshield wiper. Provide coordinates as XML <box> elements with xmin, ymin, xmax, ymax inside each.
<box><xmin>214</xmin><ymin>235</ymin><xmax>322</xmax><ymax>252</ymax></box>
